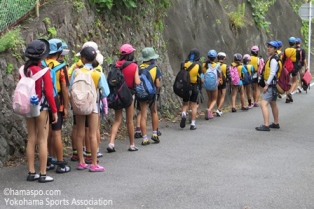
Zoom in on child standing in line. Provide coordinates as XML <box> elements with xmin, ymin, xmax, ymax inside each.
<box><xmin>107</xmin><ymin>44</ymin><xmax>140</xmax><ymax>152</ymax></box>
<box><xmin>138</xmin><ymin>47</ymin><xmax>163</xmax><ymax>144</ymax></box>
<box><xmin>22</xmin><ymin>39</ymin><xmax>58</xmax><ymax>182</ymax></box>
<box><xmin>69</xmin><ymin>46</ymin><xmax>110</xmax><ymax>172</ymax></box>
<box><xmin>216</xmin><ymin>52</ymin><xmax>227</xmax><ymax>117</ymax></box>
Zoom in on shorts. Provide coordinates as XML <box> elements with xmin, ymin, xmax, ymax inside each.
<box><xmin>262</xmin><ymin>85</ymin><xmax>277</xmax><ymax>102</ymax></box>
<box><xmin>252</xmin><ymin>77</ymin><xmax>258</xmax><ymax>84</ymax></box>
<box><xmin>183</xmin><ymin>84</ymin><xmax>199</xmax><ymax>103</ymax></box>
<box><xmin>73</xmin><ymin>114</ymin><xmax>88</xmax><ymax>127</ymax></box>
<box><xmin>291</xmin><ymin>63</ymin><xmax>301</xmax><ymax>77</ymax></box>
<box><xmin>49</xmin><ymin>111</ymin><xmax>64</xmax><ymax>131</ymax></box>
<box><xmin>137</xmin><ymin>96</ymin><xmax>156</xmax><ymax>112</ymax></box>
<box><xmin>218</xmin><ymin>80</ymin><xmax>226</xmax><ymax>90</ymax></box>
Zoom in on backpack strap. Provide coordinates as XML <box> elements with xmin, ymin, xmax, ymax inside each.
<box><xmin>32</xmin><ymin>67</ymin><xmax>50</xmax><ymax>81</ymax></box>
<box><xmin>19</xmin><ymin>65</ymin><xmax>26</xmax><ymax>78</ymax></box>
<box><xmin>185</xmin><ymin>62</ymin><xmax>196</xmax><ymax>72</ymax></box>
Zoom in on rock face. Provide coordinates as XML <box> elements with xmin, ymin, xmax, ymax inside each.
<box><xmin>0</xmin><ymin>0</ymin><xmax>309</xmax><ymax>166</ymax></box>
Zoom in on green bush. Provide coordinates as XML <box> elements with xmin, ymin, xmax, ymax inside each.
<box><xmin>228</xmin><ymin>3</ymin><xmax>247</xmax><ymax>30</ymax></box>
<box><xmin>0</xmin><ymin>28</ymin><xmax>24</xmax><ymax>54</ymax></box>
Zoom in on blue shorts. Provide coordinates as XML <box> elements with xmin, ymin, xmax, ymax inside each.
<box><xmin>262</xmin><ymin>86</ymin><xmax>277</xmax><ymax>102</ymax></box>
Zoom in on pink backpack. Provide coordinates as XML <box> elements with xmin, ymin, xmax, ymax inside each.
<box><xmin>258</xmin><ymin>57</ymin><xmax>265</xmax><ymax>75</ymax></box>
<box><xmin>229</xmin><ymin>65</ymin><xmax>240</xmax><ymax>85</ymax></box>
<box><xmin>70</xmin><ymin>68</ymin><xmax>97</xmax><ymax>115</ymax></box>
<box><xmin>12</xmin><ymin>66</ymin><xmax>49</xmax><ymax>115</ymax></box>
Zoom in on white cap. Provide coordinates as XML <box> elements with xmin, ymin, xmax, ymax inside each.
<box><xmin>218</xmin><ymin>52</ymin><xmax>226</xmax><ymax>57</ymax></box>
<box><xmin>95</xmin><ymin>53</ymin><xmax>104</xmax><ymax>65</ymax></box>
<box><xmin>75</xmin><ymin>41</ymin><xmax>100</xmax><ymax>56</ymax></box>
<box><xmin>61</xmin><ymin>49</ymin><xmax>70</xmax><ymax>56</ymax></box>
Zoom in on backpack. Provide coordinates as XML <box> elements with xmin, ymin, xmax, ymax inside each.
<box><xmin>203</xmin><ymin>63</ymin><xmax>219</xmax><ymax>90</ymax></box>
<box><xmin>135</xmin><ymin>64</ymin><xmax>157</xmax><ymax>101</ymax></box>
<box><xmin>41</xmin><ymin>60</ymin><xmax>66</xmax><ymax>96</ymax></box>
<box><xmin>274</xmin><ymin>56</ymin><xmax>290</xmax><ymax>94</ymax></box>
<box><xmin>13</xmin><ymin>66</ymin><xmax>49</xmax><ymax>115</ymax></box>
<box><xmin>173</xmin><ymin>62</ymin><xmax>196</xmax><ymax>98</ymax></box>
<box><xmin>257</xmin><ymin>56</ymin><xmax>265</xmax><ymax>75</ymax></box>
<box><xmin>70</xmin><ymin>68</ymin><xmax>97</xmax><ymax>115</ymax></box>
<box><xmin>107</xmin><ymin>62</ymin><xmax>133</xmax><ymax>110</ymax></box>
<box><xmin>242</xmin><ymin>65</ymin><xmax>252</xmax><ymax>85</ymax></box>
<box><xmin>229</xmin><ymin>65</ymin><xmax>240</xmax><ymax>85</ymax></box>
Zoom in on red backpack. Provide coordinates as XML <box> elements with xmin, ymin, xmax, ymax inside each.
<box><xmin>275</xmin><ymin>56</ymin><xmax>291</xmax><ymax>94</ymax></box>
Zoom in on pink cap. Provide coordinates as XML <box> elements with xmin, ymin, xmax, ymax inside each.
<box><xmin>243</xmin><ymin>54</ymin><xmax>251</xmax><ymax>61</ymax></box>
<box><xmin>120</xmin><ymin>44</ymin><xmax>135</xmax><ymax>55</ymax></box>
<box><xmin>251</xmin><ymin>45</ymin><xmax>259</xmax><ymax>52</ymax></box>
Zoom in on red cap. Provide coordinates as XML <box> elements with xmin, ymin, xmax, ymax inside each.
<box><xmin>120</xmin><ymin>44</ymin><xmax>135</xmax><ymax>55</ymax></box>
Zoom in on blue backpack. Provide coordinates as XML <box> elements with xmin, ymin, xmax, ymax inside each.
<box><xmin>242</xmin><ymin>65</ymin><xmax>252</xmax><ymax>85</ymax></box>
<box><xmin>203</xmin><ymin>63</ymin><xmax>219</xmax><ymax>91</ymax></box>
<box><xmin>135</xmin><ymin>64</ymin><xmax>157</xmax><ymax>101</ymax></box>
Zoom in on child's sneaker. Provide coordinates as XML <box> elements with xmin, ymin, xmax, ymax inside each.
<box><xmin>46</xmin><ymin>163</ymin><xmax>55</xmax><ymax>171</ymax></box>
<box><xmin>128</xmin><ymin>146</ymin><xmax>139</xmax><ymax>151</ymax></box>
<box><xmin>248</xmin><ymin>103</ymin><xmax>254</xmax><ymax>109</ymax></box>
<box><xmin>208</xmin><ymin>112</ymin><xmax>214</xmax><ymax>119</ymax></box>
<box><xmin>97</xmin><ymin>152</ymin><xmax>103</xmax><ymax>158</ymax></box>
<box><xmin>107</xmin><ymin>144</ymin><xmax>116</xmax><ymax>153</ymax></box>
<box><xmin>141</xmin><ymin>139</ymin><xmax>150</xmax><ymax>146</ymax></box>
<box><xmin>157</xmin><ymin>129</ymin><xmax>162</xmax><ymax>136</ymax></box>
<box><xmin>38</xmin><ymin>174</ymin><xmax>54</xmax><ymax>183</ymax></box>
<box><xmin>216</xmin><ymin>109</ymin><xmax>223</xmax><ymax>117</ymax></box>
<box><xmin>56</xmin><ymin>165</ymin><xmax>71</xmax><ymax>174</ymax></box>
<box><xmin>253</xmin><ymin>103</ymin><xmax>259</xmax><ymax>107</ymax></box>
<box><xmin>27</xmin><ymin>173</ymin><xmax>39</xmax><ymax>181</ymax></box>
<box><xmin>89</xmin><ymin>164</ymin><xmax>105</xmax><ymax>172</ymax></box>
<box><xmin>70</xmin><ymin>154</ymin><xmax>79</xmax><ymax>161</ymax></box>
<box><xmin>134</xmin><ymin>132</ymin><xmax>142</xmax><ymax>138</ymax></box>
<box><xmin>85</xmin><ymin>156</ymin><xmax>92</xmax><ymax>164</ymax></box>
<box><xmin>241</xmin><ymin>107</ymin><xmax>249</xmax><ymax>111</ymax></box>
<box><xmin>77</xmin><ymin>163</ymin><xmax>89</xmax><ymax>170</ymax></box>
<box><xmin>232</xmin><ymin>108</ymin><xmax>237</xmax><ymax>112</ymax></box>
<box><xmin>151</xmin><ymin>134</ymin><xmax>160</xmax><ymax>143</ymax></box>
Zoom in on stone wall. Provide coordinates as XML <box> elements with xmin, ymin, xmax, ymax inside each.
<box><xmin>0</xmin><ymin>0</ymin><xmax>309</xmax><ymax>166</ymax></box>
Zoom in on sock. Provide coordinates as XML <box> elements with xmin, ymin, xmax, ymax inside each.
<box><xmin>109</xmin><ymin>143</ymin><xmax>114</xmax><ymax>147</ymax></box>
<box><xmin>40</xmin><ymin>173</ymin><xmax>46</xmax><ymax>177</ymax></box>
<box><xmin>143</xmin><ymin>135</ymin><xmax>148</xmax><ymax>140</ymax></box>
<box><xmin>97</xmin><ymin>148</ymin><xmax>99</xmax><ymax>153</ymax></box>
<box><xmin>73</xmin><ymin>149</ymin><xmax>77</xmax><ymax>155</ymax></box>
<box><xmin>182</xmin><ymin>112</ymin><xmax>186</xmax><ymax>117</ymax></box>
<box><xmin>135</xmin><ymin>127</ymin><xmax>141</xmax><ymax>132</ymax></box>
<box><xmin>85</xmin><ymin>152</ymin><xmax>91</xmax><ymax>157</ymax></box>
<box><xmin>191</xmin><ymin>120</ymin><xmax>196</xmax><ymax>126</ymax></box>
<box><xmin>248</xmin><ymin>99</ymin><xmax>252</xmax><ymax>105</ymax></box>
<box><xmin>153</xmin><ymin>131</ymin><xmax>157</xmax><ymax>135</ymax></box>
<box><xmin>83</xmin><ymin>146</ymin><xmax>86</xmax><ymax>152</ymax></box>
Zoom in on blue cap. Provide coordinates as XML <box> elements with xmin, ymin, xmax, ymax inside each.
<box><xmin>48</xmin><ymin>38</ymin><xmax>64</xmax><ymax>54</ymax></box>
<box><xmin>296</xmin><ymin>38</ymin><xmax>302</xmax><ymax>43</ymax></box>
<box><xmin>289</xmin><ymin>37</ymin><xmax>296</xmax><ymax>44</ymax></box>
<box><xmin>207</xmin><ymin>50</ymin><xmax>217</xmax><ymax>58</ymax></box>
<box><xmin>276</xmin><ymin>40</ymin><xmax>283</xmax><ymax>47</ymax></box>
<box><xmin>267</xmin><ymin>41</ymin><xmax>279</xmax><ymax>49</ymax></box>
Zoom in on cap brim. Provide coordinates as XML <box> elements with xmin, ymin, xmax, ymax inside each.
<box><xmin>25</xmin><ymin>39</ymin><xmax>50</xmax><ymax>59</ymax></box>
<box><xmin>61</xmin><ymin>49</ymin><xmax>70</xmax><ymax>56</ymax></box>
<box><xmin>139</xmin><ymin>54</ymin><xmax>159</xmax><ymax>62</ymax></box>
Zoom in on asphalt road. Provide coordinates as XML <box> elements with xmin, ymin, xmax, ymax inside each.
<box><xmin>1</xmin><ymin>85</ymin><xmax>314</xmax><ymax>209</ymax></box>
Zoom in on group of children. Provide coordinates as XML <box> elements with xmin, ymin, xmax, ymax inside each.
<box><xmin>21</xmin><ymin>39</ymin><xmax>162</xmax><ymax>183</ymax></box>
<box><xmin>179</xmin><ymin>37</ymin><xmax>308</xmax><ymax>130</ymax></box>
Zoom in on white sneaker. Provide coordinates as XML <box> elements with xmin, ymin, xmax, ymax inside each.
<box><xmin>216</xmin><ymin>109</ymin><xmax>223</xmax><ymax>117</ymax></box>
<box><xmin>248</xmin><ymin>104</ymin><xmax>254</xmax><ymax>109</ymax></box>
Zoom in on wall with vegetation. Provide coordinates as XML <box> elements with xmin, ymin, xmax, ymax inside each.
<box><xmin>0</xmin><ymin>0</ymin><xmax>311</xmax><ymax>166</ymax></box>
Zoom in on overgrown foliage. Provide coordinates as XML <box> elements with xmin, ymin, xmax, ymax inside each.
<box><xmin>0</xmin><ymin>28</ymin><xmax>24</xmax><ymax>57</ymax></box>
<box><xmin>248</xmin><ymin>0</ymin><xmax>275</xmax><ymax>33</ymax></box>
<box><xmin>228</xmin><ymin>3</ymin><xmax>247</xmax><ymax>32</ymax></box>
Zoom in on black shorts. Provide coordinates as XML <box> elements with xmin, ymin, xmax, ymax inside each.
<box><xmin>218</xmin><ymin>83</ymin><xmax>226</xmax><ymax>90</ymax></box>
<box><xmin>183</xmin><ymin>84</ymin><xmax>199</xmax><ymax>103</ymax></box>
<box><xmin>49</xmin><ymin>111</ymin><xmax>64</xmax><ymax>131</ymax></box>
<box><xmin>252</xmin><ymin>77</ymin><xmax>258</xmax><ymax>83</ymax></box>
<box><xmin>291</xmin><ymin>63</ymin><xmax>301</xmax><ymax>77</ymax></box>
<box><xmin>73</xmin><ymin>114</ymin><xmax>89</xmax><ymax>127</ymax></box>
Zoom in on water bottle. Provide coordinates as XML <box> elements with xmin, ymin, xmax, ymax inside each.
<box><xmin>30</xmin><ymin>95</ymin><xmax>40</xmax><ymax>117</ymax></box>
